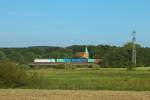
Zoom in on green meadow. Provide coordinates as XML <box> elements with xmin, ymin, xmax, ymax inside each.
<box><xmin>27</xmin><ymin>67</ymin><xmax>150</xmax><ymax>91</ymax></box>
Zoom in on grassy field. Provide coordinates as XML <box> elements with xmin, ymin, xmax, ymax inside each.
<box><xmin>27</xmin><ymin>67</ymin><xmax>150</xmax><ymax>91</ymax></box>
<box><xmin>0</xmin><ymin>89</ymin><xmax>150</xmax><ymax>100</ymax></box>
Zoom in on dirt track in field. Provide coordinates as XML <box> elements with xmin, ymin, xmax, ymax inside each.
<box><xmin>0</xmin><ymin>89</ymin><xmax>150</xmax><ymax>100</ymax></box>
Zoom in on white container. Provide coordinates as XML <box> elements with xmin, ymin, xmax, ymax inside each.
<box><xmin>34</xmin><ymin>59</ymin><xmax>55</xmax><ymax>63</ymax></box>
<box><xmin>48</xmin><ymin>59</ymin><xmax>56</xmax><ymax>62</ymax></box>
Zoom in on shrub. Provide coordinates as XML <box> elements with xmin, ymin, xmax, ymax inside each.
<box><xmin>20</xmin><ymin>64</ymin><xmax>31</xmax><ymax>70</ymax></box>
<box><xmin>0</xmin><ymin>60</ymin><xmax>28</xmax><ymax>88</ymax></box>
<box><xmin>127</xmin><ymin>66</ymin><xmax>136</xmax><ymax>71</ymax></box>
<box><xmin>64</xmin><ymin>63</ymin><xmax>76</xmax><ymax>70</ymax></box>
<box><xmin>55</xmin><ymin>63</ymin><xmax>76</xmax><ymax>70</ymax></box>
<box><xmin>26</xmin><ymin>73</ymin><xmax>50</xmax><ymax>89</ymax></box>
<box><xmin>0</xmin><ymin>60</ymin><xmax>50</xmax><ymax>89</ymax></box>
<box><xmin>88</xmin><ymin>64</ymin><xmax>100</xmax><ymax>70</ymax></box>
<box><xmin>55</xmin><ymin>64</ymin><xmax>66</xmax><ymax>69</ymax></box>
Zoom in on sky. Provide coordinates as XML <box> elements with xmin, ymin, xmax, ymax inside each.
<box><xmin>0</xmin><ymin>0</ymin><xmax>150</xmax><ymax>47</ymax></box>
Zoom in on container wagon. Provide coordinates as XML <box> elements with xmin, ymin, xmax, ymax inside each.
<box><xmin>33</xmin><ymin>58</ymin><xmax>101</xmax><ymax>65</ymax></box>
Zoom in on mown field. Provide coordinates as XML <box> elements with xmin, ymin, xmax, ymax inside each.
<box><xmin>0</xmin><ymin>89</ymin><xmax>150</xmax><ymax>100</ymax></box>
<box><xmin>27</xmin><ymin>67</ymin><xmax>150</xmax><ymax>91</ymax></box>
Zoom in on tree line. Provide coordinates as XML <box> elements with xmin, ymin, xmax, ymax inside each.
<box><xmin>0</xmin><ymin>43</ymin><xmax>150</xmax><ymax>67</ymax></box>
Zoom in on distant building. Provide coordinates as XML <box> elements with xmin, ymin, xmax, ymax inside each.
<box><xmin>78</xmin><ymin>46</ymin><xmax>89</xmax><ymax>58</ymax></box>
<box><xmin>83</xmin><ymin>46</ymin><xmax>89</xmax><ymax>59</ymax></box>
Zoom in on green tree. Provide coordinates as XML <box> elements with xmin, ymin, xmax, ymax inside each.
<box><xmin>0</xmin><ymin>51</ymin><xmax>7</xmax><ymax>60</ymax></box>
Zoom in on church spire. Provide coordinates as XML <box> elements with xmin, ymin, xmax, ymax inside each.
<box><xmin>83</xmin><ymin>46</ymin><xmax>89</xmax><ymax>58</ymax></box>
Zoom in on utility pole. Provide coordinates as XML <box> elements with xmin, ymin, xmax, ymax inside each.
<box><xmin>132</xmin><ymin>29</ymin><xmax>136</xmax><ymax>68</ymax></box>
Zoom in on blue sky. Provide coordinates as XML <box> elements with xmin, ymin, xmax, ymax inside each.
<box><xmin>0</xmin><ymin>0</ymin><xmax>150</xmax><ymax>47</ymax></box>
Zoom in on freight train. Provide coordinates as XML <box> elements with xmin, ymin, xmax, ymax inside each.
<box><xmin>32</xmin><ymin>46</ymin><xmax>101</xmax><ymax>66</ymax></box>
<box><xmin>34</xmin><ymin>58</ymin><xmax>101</xmax><ymax>65</ymax></box>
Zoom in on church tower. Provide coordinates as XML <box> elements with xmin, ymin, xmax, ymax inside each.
<box><xmin>83</xmin><ymin>46</ymin><xmax>89</xmax><ymax>59</ymax></box>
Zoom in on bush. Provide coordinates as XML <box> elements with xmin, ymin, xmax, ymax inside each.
<box><xmin>26</xmin><ymin>73</ymin><xmax>50</xmax><ymax>89</ymax></box>
<box><xmin>55</xmin><ymin>64</ymin><xmax>66</xmax><ymax>69</ymax></box>
<box><xmin>0</xmin><ymin>60</ymin><xmax>51</xmax><ymax>89</ymax></box>
<box><xmin>64</xmin><ymin>63</ymin><xmax>76</xmax><ymax>70</ymax></box>
<box><xmin>0</xmin><ymin>60</ymin><xmax>28</xmax><ymax>88</ymax></box>
<box><xmin>127</xmin><ymin>66</ymin><xmax>136</xmax><ymax>71</ymax></box>
<box><xmin>20</xmin><ymin>64</ymin><xmax>31</xmax><ymax>70</ymax></box>
<box><xmin>88</xmin><ymin>64</ymin><xmax>100</xmax><ymax>70</ymax></box>
<box><xmin>55</xmin><ymin>63</ymin><xmax>76</xmax><ymax>70</ymax></box>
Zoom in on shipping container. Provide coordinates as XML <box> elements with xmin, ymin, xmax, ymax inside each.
<box><xmin>88</xmin><ymin>59</ymin><xmax>95</xmax><ymax>63</ymax></box>
<box><xmin>82</xmin><ymin>59</ymin><xmax>87</xmax><ymax>63</ymax></box>
<box><xmin>48</xmin><ymin>59</ymin><xmax>56</xmax><ymax>63</ymax></box>
<box><xmin>34</xmin><ymin>59</ymin><xmax>50</xmax><ymax>63</ymax></box>
<box><xmin>94</xmin><ymin>59</ymin><xmax>101</xmax><ymax>64</ymax></box>
<box><xmin>72</xmin><ymin>59</ymin><xmax>87</xmax><ymax>63</ymax></box>
<box><xmin>34</xmin><ymin>59</ymin><xmax>56</xmax><ymax>63</ymax></box>
<box><xmin>72</xmin><ymin>59</ymin><xmax>79</xmax><ymax>63</ymax></box>
<box><xmin>64</xmin><ymin>59</ymin><xmax>71</xmax><ymax>63</ymax></box>
<box><xmin>56</xmin><ymin>59</ymin><xmax>64</xmax><ymax>63</ymax></box>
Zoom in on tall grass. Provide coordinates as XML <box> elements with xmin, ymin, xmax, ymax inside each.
<box><xmin>28</xmin><ymin>68</ymin><xmax>150</xmax><ymax>91</ymax></box>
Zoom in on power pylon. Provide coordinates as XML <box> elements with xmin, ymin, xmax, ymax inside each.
<box><xmin>132</xmin><ymin>29</ymin><xmax>136</xmax><ymax>67</ymax></box>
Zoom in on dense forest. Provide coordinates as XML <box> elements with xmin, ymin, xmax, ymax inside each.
<box><xmin>0</xmin><ymin>43</ymin><xmax>150</xmax><ymax>67</ymax></box>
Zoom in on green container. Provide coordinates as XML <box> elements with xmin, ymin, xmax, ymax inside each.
<box><xmin>56</xmin><ymin>59</ymin><xmax>64</xmax><ymax>63</ymax></box>
<box><xmin>88</xmin><ymin>59</ymin><xmax>95</xmax><ymax>63</ymax></box>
